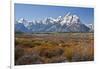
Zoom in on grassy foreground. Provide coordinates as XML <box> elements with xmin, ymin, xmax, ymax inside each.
<box><xmin>15</xmin><ymin>33</ymin><xmax>94</xmax><ymax>65</ymax></box>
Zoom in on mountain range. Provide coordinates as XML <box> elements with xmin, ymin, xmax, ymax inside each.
<box><xmin>15</xmin><ymin>12</ymin><xmax>94</xmax><ymax>33</ymax></box>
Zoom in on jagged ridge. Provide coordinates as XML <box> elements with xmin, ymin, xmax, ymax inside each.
<box><xmin>15</xmin><ymin>12</ymin><xmax>93</xmax><ymax>33</ymax></box>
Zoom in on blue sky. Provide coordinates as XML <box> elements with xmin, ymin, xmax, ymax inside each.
<box><xmin>15</xmin><ymin>3</ymin><xmax>94</xmax><ymax>24</ymax></box>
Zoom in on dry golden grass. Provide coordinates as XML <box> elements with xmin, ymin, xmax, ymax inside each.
<box><xmin>15</xmin><ymin>33</ymin><xmax>94</xmax><ymax>65</ymax></box>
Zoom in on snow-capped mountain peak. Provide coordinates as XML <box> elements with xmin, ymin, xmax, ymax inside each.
<box><xmin>71</xmin><ymin>15</ymin><xmax>80</xmax><ymax>24</ymax></box>
<box><xmin>15</xmin><ymin>12</ymin><xmax>93</xmax><ymax>33</ymax></box>
<box><xmin>85</xmin><ymin>24</ymin><xmax>94</xmax><ymax>32</ymax></box>
<box><xmin>56</xmin><ymin>16</ymin><xmax>62</xmax><ymax>22</ymax></box>
<box><xmin>61</xmin><ymin>13</ymin><xmax>81</xmax><ymax>26</ymax></box>
<box><xmin>17</xmin><ymin>18</ymin><xmax>27</xmax><ymax>23</ymax></box>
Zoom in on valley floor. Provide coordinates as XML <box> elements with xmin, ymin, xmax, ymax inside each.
<box><xmin>15</xmin><ymin>33</ymin><xmax>94</xmax><ymax>65</ymax></box>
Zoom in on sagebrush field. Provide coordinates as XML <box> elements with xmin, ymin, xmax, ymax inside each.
<box><xmin>15</xmin><ymin>33</ymin><xmax>94</xmax><ymax>65</ymax></box>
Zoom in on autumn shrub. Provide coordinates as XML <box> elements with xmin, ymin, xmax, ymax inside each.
<box><xmin>15</xmin><ymin>38</ymin><xmax>43</xmax><ymax>48</ymax></box>
<box><xmin>48</xmin><ymin>56</ymin><xmax>67</xmax><ymax>63</ymax></box>
<box><xmin>33</xmin><ymin>46</ymin><xmax>64</xmax><ymax>58</ymax></box>
<box><xmin>15</xmin><ymin>46</ymin><xmax>25</xmax><ymax>61</ymax></box>
<box><xmin>63</xmin><ymin>46</ymin><xmax>74</xmax><ymax>62</ymax></box>
<box><xmin>71</xmin><ymin>45</ymin><xmax>94</xmax><ymax>62</ymax></box>
<box><xmin>41</xmin><ymin>47</ymin><xmax>63</xmax><ymax>58</ymax></box>
<box><xmin>15</xmin><ymin>54</ymin><xmax>43</xmax><ymax>65</ymax></box>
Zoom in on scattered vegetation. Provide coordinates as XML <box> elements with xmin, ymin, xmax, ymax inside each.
<box><xmin>15</xmin><ymin>33</ymin><xmax>94</xmax><ymax>65</ymax></box>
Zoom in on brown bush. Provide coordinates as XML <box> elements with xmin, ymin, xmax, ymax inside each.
<box><xmin>48</xmin><ymin>56</ymin><xmax>67</xmax><ymax>63</ymax></box>
<box><xmin>15</xmin><ymin>54</ymin><xmax>42</xmax><ymax>65</ymax></box>
<box><xmin>72</xmin><ymin>45</ymin><xmax>94</xmax><ymax>61</ymax></box>
<box><xmin>15</xmin><ymin>46</ymin><xmax>25</xmax><ymax>61</ymax></box>
<box><xmin>34</xmin><ymin>46</ymin><xmax>64</xmax><ymax>58</ymax></box>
